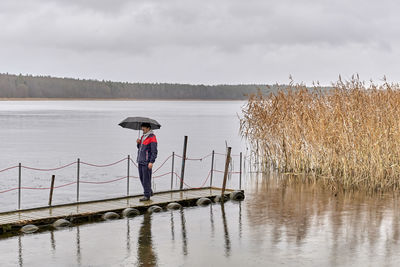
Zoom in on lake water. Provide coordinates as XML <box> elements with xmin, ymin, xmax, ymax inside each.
<box><xmin>0</xmin><ymin>101</ymin><xmax>246</xmax><ymax>211</ymax></box>
<box><xmin>1</xmin><ymin>101</ymin><xmax>400</xmax><ymax>267</ymax></box>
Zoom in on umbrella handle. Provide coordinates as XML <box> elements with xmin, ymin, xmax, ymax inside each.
<box><xmin>138</xmin><ymin>130</ymin><xmax>141</xmax><ymax>139</ymax></box>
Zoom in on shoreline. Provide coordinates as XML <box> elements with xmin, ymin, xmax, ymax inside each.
<box><xmin>0</xmin><ymin>98</ymin><xmax>246</xmax><ymax>102</ymax></box>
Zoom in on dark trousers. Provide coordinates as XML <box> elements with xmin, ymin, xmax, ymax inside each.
<box><xmin>138</xmin><ymin>164</ymin><xmax>153</xmax><ymax>198</ymax></box>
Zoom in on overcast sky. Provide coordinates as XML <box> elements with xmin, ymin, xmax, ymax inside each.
<box><xmin>1</xmin><ymin>0</ymin><xmax>399</xmax><ymax>85</ymax></box>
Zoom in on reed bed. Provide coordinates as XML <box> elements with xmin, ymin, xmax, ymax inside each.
<box><xmin>240</xmin><ymin>77</ymin><xmax>400</xmax><ymax>192</ymax></box>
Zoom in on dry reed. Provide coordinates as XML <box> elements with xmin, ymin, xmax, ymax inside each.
<box><xmin>240</xmin><ymin>77</ymin><xmax>400</xmax><ymax>192</ymax></box>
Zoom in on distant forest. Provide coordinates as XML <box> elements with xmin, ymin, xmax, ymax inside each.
<box><xmin>0</xmin><ymin>73</ymin><xmax>278</xmax><ymax>100</ymax></box>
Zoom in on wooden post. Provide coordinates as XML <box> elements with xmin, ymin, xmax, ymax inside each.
<box><xmin>239</xmin><ymin>152</ymin><xmax>242</xmax><ymax>190</ymax></box>
<box><xmin>48</xmin><ymin>175</ymin><xmax>56</xmax><ymax>206</ymax></box>
<box><xmin>76</xmin><ymin>158</ymin><xmax>80</xmax><ymax>202</ymax></box>
<box><xmin>210</xmin><ymin>150</ymin><xmax>215</xmax><ymax>187</ymax></box>
<box><xmin>180</xmin><ymin>136</ymin><xmax>188</xmax><ymax>190</ymax></box>
<box><xmin>221</xmin><ymin>147</ymin><xmax>231</xmax><ymax>196</ymax></box>
<box><xmin>18</xmin><ymin>163</ymin><xmax>21</xmax><ymax>210</ymax></box>
<box><xmin>171</xmin><ymin>152</ymin><xmax>175</xmax><ymax>190</ymax></box>
<box><xmin>127</xmin><ymin>155</ymin><xmax>130</xmax><ymax>196</ymax></box>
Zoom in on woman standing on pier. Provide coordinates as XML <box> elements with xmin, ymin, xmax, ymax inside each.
<box><xmin>136</xmin><ymin>123</ymin><xmax>158</xmax><ymax>201</ymax></box>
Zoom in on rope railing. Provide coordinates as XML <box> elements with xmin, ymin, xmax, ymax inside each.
<box><xmin>51</xmin><ymin>181</ymin><xmax>78</xmax><ymax>189</ymax></box>
<box><xmin>80</xmin><ymin>176</ymin><xmax>128</xmax><ymax>184</ymax></box>
<box><xmin>173</xmin><ymin>170</ymin><xmax>212</xmax><ymax>189</ymax></box>
<box><xmin>0</xmin><ymin>170</ymin><xmax>217</xmax><ymax>194</ymax></box>
<box><xmin>129</xmin><ymin>157</ymin><xmax>139</xmax><ymax>168</ymax></box>
<box><xmin>0</xmin><ymin>165</ymin><xmax>19</xmax><ymax>173</ymax></box>
<box><xmin>152</xmin><ymin>154</ymin><xmax>173</xmax><ymax>174</ymax></box>
<box><xmin>0</xmin><ymin>170</ymin><xmax>216</xmax><ymax>194</ymax></box>
<box><xmin>0</xmin><ymin>151</ymin><xmax>237</xmax><ymax>175</ymax></box>
<box><xmin>0</xmin><ymin>181</ymin><xmax>78</xmax><ymax>193</ymax></box>
<box><xmin>0</xmin><ymin>149</ymin><xmax>243</xmax><ymax>211</ymax></box>
<box><xmin>175</xmin><ymin>153</ymin><xmax>213</xmax><ymax>161</ymax></box>
<box><xmin>80</xmin><ymin>157</ymin><xmax>127</xmax><ymax>168</ymax></box>
<box><xmin>153</xmin><ymin>171</ymin><xmax>173</xmax><ymax>179</ymax></box>
<box><xmin>22</xmin><ymin>161</ymin><xmax>77</xmax><ymax>172</ymax></box>
<box><xmin>0</xmin><ymin>187</ymin><xmax>19</xmax><ymax>194</ymax></box>
<box><xmin>21</xmin><ymin>181</ymin><xmax>77</xmax><ymax>190</ymax></box>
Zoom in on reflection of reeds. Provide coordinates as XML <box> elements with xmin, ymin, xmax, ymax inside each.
<box><xmin>241</xmin><ymin>77</ymin><xmax>400</xmax><ymax>192</ymax></box>
<box><xmin>246</xmin><ymin>172</ymin><xmax>400</xmax><ymax>253</ymax></box>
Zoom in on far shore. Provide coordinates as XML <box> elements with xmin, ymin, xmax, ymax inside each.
<box><xmin>0</xmin><ymin>97</ymin><xmax>246</xmax><ymax>101</ymax></box>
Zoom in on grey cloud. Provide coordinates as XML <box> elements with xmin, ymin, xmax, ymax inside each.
<box><xmin>1</xmin><ymin>0</ymin><xmax>400</xmax><ymax>84</ymax></box>
<box><xmin>3</xmin><ymin>0</ymin><xmax>399</xmax><ymax>52</ymax></box>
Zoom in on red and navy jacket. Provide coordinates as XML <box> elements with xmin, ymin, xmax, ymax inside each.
<box><xmin>137</xmin><ymin>133</ymin><xmax>158</xmax><ymax>165</ymax></box>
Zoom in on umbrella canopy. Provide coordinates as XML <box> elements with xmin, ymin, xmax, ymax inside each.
<box><xmin>118</xmin><ymin>117</ymin><xmax>161</xmax><ymax>130</ymax></box>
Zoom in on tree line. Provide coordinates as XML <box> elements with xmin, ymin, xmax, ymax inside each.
<box><xmin>0</xmin><ymin>73</ymin><xmax>278</xmax><ymax>99</ymax></box>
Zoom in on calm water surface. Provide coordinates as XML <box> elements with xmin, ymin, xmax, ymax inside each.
<box><xmin>0</xmin><ymin>101</ymin><xmax>245</xmax><ymax>210</ymax></box>
<box><xmin>1</xmin><ymin>101</ymin><xmax>400</xmax><ymax>266</ymax></box>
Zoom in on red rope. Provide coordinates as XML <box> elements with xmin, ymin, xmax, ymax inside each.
<box><xmin>22</xmin><ymin>161</ymin><xmax>77</xmax><ymax>172</ymax></box>
<box><xmin>0</xmin><ymin>182</ymin><xmax>77</xmax><ymax>193</ymax></box>
<box><xmin>54</xmin><ymin>181</ymin><xmax>77</xmax><ymax>189</ymax></box>
<box><xmin>0</xmin><ymin>165</ymin><xmax>19</xmax><ymax>173</ymax></box>
<box><xmin>153</xmin><ymin>171</ymin><xmax>173</xmax><ymax>179</ymax></box>
<box><xmin>0</xmin><ymin>151</ymin><xmax>240</xmax><ymax>174</ymax></box>
<box><xmin>153</xmin><ymin>154</ymin><xmax>173</xmax><ymax>174</ymax></box>
<box><xmin>21</xmin><ymin>186</ymin><xmax>50</xmax><ymax>190</ymax></box>
<box><xmin>0</xmin><ymin>175</ymin><xmax>139</xmax><ymax>193</ymax></box>
<box><xmin>173</xmin><ymin>171</ymin><xmax>211</xmax><ymax>189</ymax></box>
<box><xmin>175</xmin><ymin>153</ymin><xmax>212</xmax><ymax>161</ymax></box>
<box><xmin>129</xmin><ymin>157</ymin><xmax>139</xmax><ymax>168</ymax></box>
<box><xmin>129</xmin><ymin>154</ymin><xmax>172</xmax><ymax>173</ymax></box>
<box><xmin>80</xmin><ymin>176</ymin><xmax>128</xmax><ymax>184</ymax></box>
<box><xmin>0</xmin><ymin>187</ymin><xmax>19</xmax><ymax>194</ymax></box>
<box><xmin>0</xmin><ymin>152</ymin><xmax>241</xmax><ymax>195</ymax></box>
<box><xmin>81</xmin><ymin>157</ymin><xmax>127</xmax><ymax>168</ymax></box>
<box><xmin>198</xmin><ymin>170</ymin><xmax>212</xmax><ymax>188</ymax></box>
<box><xmin>21</xmin><ymin>181</ymin><xmax>78</xmax><ymax>190</ymax></box>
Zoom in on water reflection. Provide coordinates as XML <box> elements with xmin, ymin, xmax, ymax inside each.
<box><xmin>247</xmin><ymin>173</ymin><xmax>324</xmax><ymax>244</ymax></box>
<box><xmin>126</xmin><ymin>218</ymin><xmax>131</xmax><ymax>255</ymax></box>
<box><xmin>8</xmin><ymin>173</ymin><xmax>400</xmax><ymax>266</ymax></box>
<box><xmin>12</xmin><ymin>204</ymin><xmax>235</xmax><ymax>267</ymax></box>
<box><xmin>170</xmin><ymin>211</ymin><xmax>175</xmax><ymax>241</ymax></box>
<box><xmin>180</xmin><ymin>209</ymin><xmax>188</xmax><ymax>256</ymax></box>
<box><xmin>210</xmin><ymin>204</ymin><xmax>215</xmax><ymax>238</ymax></box>
<box><xmin>220</xmin><ymin>202</ymin><xmax>231</xmax><ymax>257</ymax></box>
<box><xmin>238</xmin><ymin>201</ymin><xmax>242</xmax><ymax>240</ymax></box>
<box><xmin>18</xmin><ymin>235</ymin><xmax>22</xmax><ymax>267</ymax></box>
<box><xmin>50</xmin><ymin>230</ymin><xmax>56</xmax><ymax>251</ymax></box>
<box><xmin>246</xmin><ymin>172</ymin><xmax>400</xmax><ymax>265</ymax></box>
<box><xmin>76</xmin><ymin>225</ymin><xmax>81</xmax><ymax>265</ymax></box>
<box><xmin>137</xmin><ymin>214</ymin><xmax>157</xmax><ymax>267</ymax></box>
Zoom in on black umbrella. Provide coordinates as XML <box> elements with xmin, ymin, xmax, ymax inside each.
<box><xmin>119</xmin><ymin>117</ymin><xmax>161</xmax><ymax>137</ymax></box>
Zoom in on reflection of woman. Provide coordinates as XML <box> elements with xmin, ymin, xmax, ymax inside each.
<box><xmin>137</xmin><ymin>214</ymin><xmax>157</xmax><ymax>267</ymax></box>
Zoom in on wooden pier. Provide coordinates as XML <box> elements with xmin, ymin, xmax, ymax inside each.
<box><xmin>0</xmin><ymin>141</ymin><xmax>244</xmax><ymax>236</ymax></box>
<box><xmin>0</xmin><ymin>187</ymin><xmax>243</xmax><ymax>235</ymax></box>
